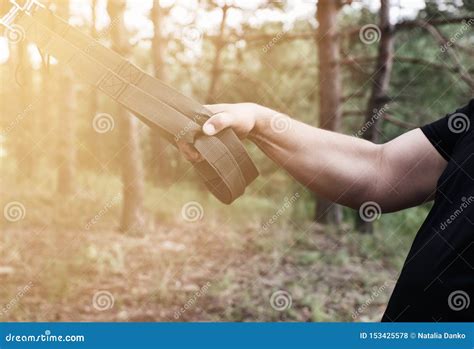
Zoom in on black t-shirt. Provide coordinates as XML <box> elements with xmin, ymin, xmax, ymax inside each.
<box><xmin>382</xmin><ymin>99</ymin><xmax>474</xmax><ymax>322</ymax></box>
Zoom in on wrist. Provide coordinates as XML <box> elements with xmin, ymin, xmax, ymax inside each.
<box><xmin>249</xmin><ymin>107</ymin><xmax>274</xmax><ymax>142</ymax></box>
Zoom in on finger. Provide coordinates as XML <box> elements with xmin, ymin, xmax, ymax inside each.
<box><xmin>202</xmin><ymin>112</ymin><xmax>233</xmax><ymax>136</ymax></box>
<box><xmin>176</xmin><ymin>141</ymin><xmax>203</xmax><ymax>163</ymax></box>
<box><xmin>203</xmin><ymin>104</ymin><xmax>230</xmax><ymax>114</ymax></box>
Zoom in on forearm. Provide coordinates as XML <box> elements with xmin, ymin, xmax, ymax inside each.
<box><xmin>249</xmin><ymin>113</ymin><xmax>382</xmax><ymax>209</ymax></box>
<box><xmin>198</xmin><ymin>103</ymin><xmax>444</xmax><ymax>211</ymax></box>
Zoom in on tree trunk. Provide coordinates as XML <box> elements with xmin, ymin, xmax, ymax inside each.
<box><xmin>107</xmin><ymin>0</ymin><xmax>146</xmax><ymax>233</ymax></box>
<box><xmin>56</xmin><ymin>1</ymin><xmax>76</xmax><ymax>195</ymax></box>
<box><xmin>356</xmin><ymin>0</ymin><xmax>394</xmax><ymax>233</ymax></box>
<box><xmin>315</xmin><ymin>0</ymin><xmax>343</xmax><ymax>225</ymax></box>
<box><xmin>206</xmin><ymin>4</ymin><xmax>229</xmax><ymax>104</ymax></box>
<box><xmin>89</xmin><ymin>0</ymin><xmax>100</xmax><ymax>161</ymax></box>
<box><xmin>149</xmin><ymin>1</ymin><xmax>171</xmax><ymax>185</ymax></box>
<box><xmin>16</xmin><ymin>40</ymin><xmax>35</xmax><ymax>180</ymax></box>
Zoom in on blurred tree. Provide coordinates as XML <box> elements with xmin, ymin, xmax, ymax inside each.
<box><xmin>15</xmin><ymin>39</ymin><xmax>36</xmax><ymax>179</ymax></box>
<box><xmin>107</xmin><ymin>0</ymin><xmax>146</xmax><ymax>233</ymax></box>
<box><xmin>205</xmin><ymin>2</ymin><xmax>230</xmax><ymax>103</ymax></box>
<box><xmin>149</xmin><ymin>0</ymin><xmax>172</xmax><ymax>185</ymax></box>
<box><xmin>88</xmin><ymin>0</ymin><xmax>100</xmax><ymax>159</ymax></box>
<box><xmin>55</xmin><ymin>0</ymin><xmax>77</xmax><ymax>194</ymax></box>
<box><xmin>355</xmin><ymin>0</ymin><xmax>394</xmax><ymax>234</ymax></box>
<box><xmin>315</xmin><ymin>0</ymin><xmax>344</xmax><ymax>225</ymax></box>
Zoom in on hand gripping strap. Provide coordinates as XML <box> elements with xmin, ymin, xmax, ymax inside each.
<box><xmin>30</xmin><ymin>7</ymin><xmax>259</xmax><ymax>188</ymax></box>
<box><xmin>17</xmin><ymin>12</ymin><xmax>252</xmax><ymax>204</ymax></box>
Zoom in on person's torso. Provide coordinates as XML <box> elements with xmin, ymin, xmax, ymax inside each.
<box><xmin>383</xmin><ymin>109</ymin><xmax>474</xmax><ymax>322</ymax></box>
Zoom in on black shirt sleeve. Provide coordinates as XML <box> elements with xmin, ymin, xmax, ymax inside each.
<box><xmin>421</xmin><ymin>99</ymin><xmax>474</xmax><ymax>161</ymax></box>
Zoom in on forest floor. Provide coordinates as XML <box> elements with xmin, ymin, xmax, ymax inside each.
<box><xmin>0</xmin><ymin>221</ymin><xmax>409</xmax><ymax>322</ymax></box>
<box><xmin>0</xmin><ymin>174</ymin><xmax>420</xmax><ymax>322</ymax></box>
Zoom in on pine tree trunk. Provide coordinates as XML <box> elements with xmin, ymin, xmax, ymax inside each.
<box><xmin>107</xmin><ymin>0</ymin><xmax>146</xmax><ymax>233</ymax></box>
<box><xmin>89</xmin><ymin>0</ymin><xmax>100</xmax><ymax>162</ymax></box>
<box><xmin>56</xmin><ymin>1</ymin><xmax>76</xmax><ymax>195</ymax></box>
<box><xmin>315</xmin><ymin>0</ymin><xmax>343</xmax><ymax>225</ymax></box>
<box><xmin>206</xmin><ymin>4</ymin><xmax>229</xmax><ymax>104</ymax></box>
<box><xmin>16</xmin><ymin>41</ymin><xmax>35</xmax><ymax>180</ymax></box>
<box><xmin>149</xmin><ymin>1</ymin><xmax>171</xmax><ymax>185</ymax></box>
<box><xmin>356</xmin><ymin>0</ymin><xmax>394</xmax><ymax>233</ymax></box>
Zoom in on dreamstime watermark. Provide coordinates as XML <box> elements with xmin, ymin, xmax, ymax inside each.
<box><xmin>359</xmin><ymin>24</ymin><xmax>381</xmax><ymax>45</ymax></box>
<box><xmin>4</xmin><ymin>330</ymin><xmax>85</xmax><ymax>343</ymax></box>
<box><xmin>92</xmin><ymin>290</ymin><xmax>115</xmax><ymax>311</ymax></box>
<box><xmin>4</xmin><ymin>24</ymin><xmax>25</xmax><ymax>44</ymax></box>
<box><xmin>84</xmin><ymin>193</ymin><xmax>121</xmax><ymax>230</ymax></box>
<box><xmin>174</xmin><ymin>282</ymin><xmax>211</xmax><ymax>319</ymax></box>
<box><xmin>270</xmin><ymin>290</ymin><xmax>292</xmax><ymax>311</ymax></box>
<box><xmin>448</xmin><ymin>112</ymin><xmax>470</xmax><ymax>133</ymax></box>
<box><xmin>351</xmin><ymin>280</ymin><xmax>392</xmax><ymax>319</ymax></box>
<box><xmin>448</xmin><ymin>290</ymin><xmax>470</xmax><ymax>311</ymax></box>
<box><xmin>84</xmin><ymin>17</ymin><xmax>121</xmax><ymax>54</ymax></box>
<box><xmin>181</xmin><ymin>25</ymin><xmax>203</xmax><ymax>46</ymax></box>
<box><xmin>440</xmin><ymin>19</ymin><xmax>474</xmax><ymax>53</ymax></box>
<box><xmin>353</xmin><ymin>104</ymin><xmax>390</xmax><ymax>138</ymax></box>
<box><xmin>440</xmin><ymin>196</ymin><xmax>474</xmax><ymax>231</ymax></box>
<box><xmin>359</xmin><ymin>201</ymin><xmax>382</xmax><ymax>223</ymax></box>
<box><xmin>0</xmin><ymin>100</ymin><xmax>39</xmax><ymax>137</ymax></box>
<box><xmin>260</xmin><ymin>192</ymin><xmax>300</xmax><ymax>234</ymax></box>
<box><xmin>92</xmin><ymin>113</ymin><xmax>115</xmax><ymax>134</ymax></box>
<box><xmin>262</xmin><ymin>30</ymin><xmax>287</xmax><ymax>53</ymax></box>
<box><xmin>1</xmin><ymin>281</ymin><xmax>33</xmax><ymax>317</ymax></box>
<box><xmin>174</xmin><ymin>114</ymin><xmax>204</xmax><ymax>142</ymax></box>
<box><xmin>3</xmin><ymin>201</ymin><xmax>26</xmax><ymax>222</ymax></box>
<box><xmin>181</xmin><ymin>201</ymin><xmax>204</xmax><ymax>222</ymax></box>
<box><xmin>270</xmin><ymin>113</ymin><xmax>292</xmax><ymax>134</ymax></box>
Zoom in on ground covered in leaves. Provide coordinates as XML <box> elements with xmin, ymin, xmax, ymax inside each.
<box><xmin>0</xmin><ymin>173</ymin><xmax>421</xmax><ymax>322</ymax></box>
<box><xmin>1</xmin><ymin>219</ymin><xmax>409</xmax><ymax>322</ymax></box>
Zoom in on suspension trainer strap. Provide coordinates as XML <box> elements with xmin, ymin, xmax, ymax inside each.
<box><xmin>29</xmin><ymin>7</ymin><xmax>258</xmax><ymax>186</ymax></box>
<box><xmin>11</xmin><ymin>7</ymin><xmax>258</xmax><ymax>204</ymax></box>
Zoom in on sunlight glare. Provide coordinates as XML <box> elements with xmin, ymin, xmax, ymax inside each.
<box><xmin>0</xmin><ymin>38</ymin><xmax>10</xmax><ymax>64</ymax></box>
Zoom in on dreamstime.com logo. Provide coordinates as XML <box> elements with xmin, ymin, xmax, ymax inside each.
<box><xmin>175</xmin><ymin>114</ymin><xmax>204</xmax><ymax>142</ymax></box>
<box><xmin>259</xmin><ymin>192</ymin><xmax>300</xmax><ymax>234</ymax></box>
<box><xmin>351</xmin><ymin>280</ymin><xmax>392</xmax><ymax>319</ymax></box>
<box><xmin>84</xmin><ymin>17</ymin><xmax>121</xmax><ymax>54</ymax></box>
<box><xmin>3</xmin><ymin>201</ymin><xmax>26</xmax><ymax>222</ymax></box>
<box><xmin>262</xmin><ymin>30</ymin><xmax>287</xmax><ymax>53</ymax></box>
<box><xmin>270</xmin><ymin>290</ymin><xmax>292</xmax><ymax>311</ymax></box>
<box><xmin>92</xmin><ymin>113</ymin><xmax>115</xmax><ymax>134</ymax></box>
<box><xmin>181</xmin><ymin>25</ymin><xmax>203</xmax><ymax>46</ymax></box>
<box><xmin>181</xmin><ymin>201</ymin><xmax>204</xmax><ymax>222</ymax></box>
<box><xmin>439</xmin><ymin>196</ymin><xmax>474</xmax><ymax>231</ymax></box>
<box><xmin>1</xmin><ymin>281</ymin><xmax>33</xmax><ymax>317</ymax></box>
<box><xmin>84</xmin><ymin>193</ymin><xmax>121</xmax><ymax>230</ymax></box>
<box><xmin>440</xmin><ymin>19</ymin><xmax>474</xmax><ymax>53</ymax></box>
<box><xmin>92</xmin><ymin>290</ymin><xmax>115</xmax><ymax>311</ymax></box>
<box><xmin>270</xmin><ymin>113</ymin><xmax>292</xmax><ymax>134</ymax></box>
<box><xmin>359</xmin><ymin>24</ymin><xmax>381</xmax><ymax>45</ymax></box>
<box><xmin>4</xmin><ymin>330</ymin><xmax>85</xmax><ymax>343</ymax></box>
<box><xmin>448</xmin><ymin>112</ymin><xmax>470</xmax><ymax>133</ymax></box>
<box><xmin>174</xmin><ymin>282</ymin><xmax>211</xmax><ymax>320</ymax></box>
<box><xmin>359</xmin><ymin>201</ymin><xmax>382</xmax><ymax>222</ymax></box>
<box><xmin>448</xmin><ymin>290</ymin><xmax>470</xmax><ymax>312</ymax></box>
<box><xmin>354</xmin><ymin>104</ymin><xmax>390</xmax><ymax>138</ymax></box>
<box><xmin>0</xmin><ymin>99</ymin><xmax>39</xmax><ymax>137</ymax></box>
<box><xmin>4</xmin><ymin>24</ymin><xmax>25</xmax><ymax>44</ymax></box>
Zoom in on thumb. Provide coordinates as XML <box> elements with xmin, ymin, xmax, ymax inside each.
<box><xmin>202</xmin><ymin>112</ymin><xmax>233</xmax><ymax>136</ymax></box>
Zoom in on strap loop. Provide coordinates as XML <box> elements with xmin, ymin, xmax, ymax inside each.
<box><xmin>15</xmin><ymin>9</ymin><xmax>258</xmax><ymax>204</ymax></box>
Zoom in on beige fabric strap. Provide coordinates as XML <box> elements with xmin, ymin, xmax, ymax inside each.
<box><xmin>16</xmin><ymin>11</ymin><xmax>256</xmax><ymax>204</ymax></box>
<box><xmin>31</xmin><ymin>7</ymin><xmax>258</xmax><ymax>187</ymax></box>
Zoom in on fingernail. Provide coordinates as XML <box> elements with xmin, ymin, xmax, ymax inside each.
<box><xmin>203</xmin><ymin>123</ymin><xmax>216</xmax><ymax>135</ymax></box>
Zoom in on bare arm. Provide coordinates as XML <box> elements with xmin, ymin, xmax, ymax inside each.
<box><xmin>180</xmin><ymin>103</ymin><xmax>447</xmax><ymax>212</ymax></box>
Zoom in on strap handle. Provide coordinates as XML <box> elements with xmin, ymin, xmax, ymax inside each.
<box><xmin>16</xmin><ymin>12</ymin><xmax>253</xmax><ymax>204</ymax></box>
<box><xmin>30</xmin><ymin>6</ymin><xmax>259</xmax><ymax>186</ymax></box>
